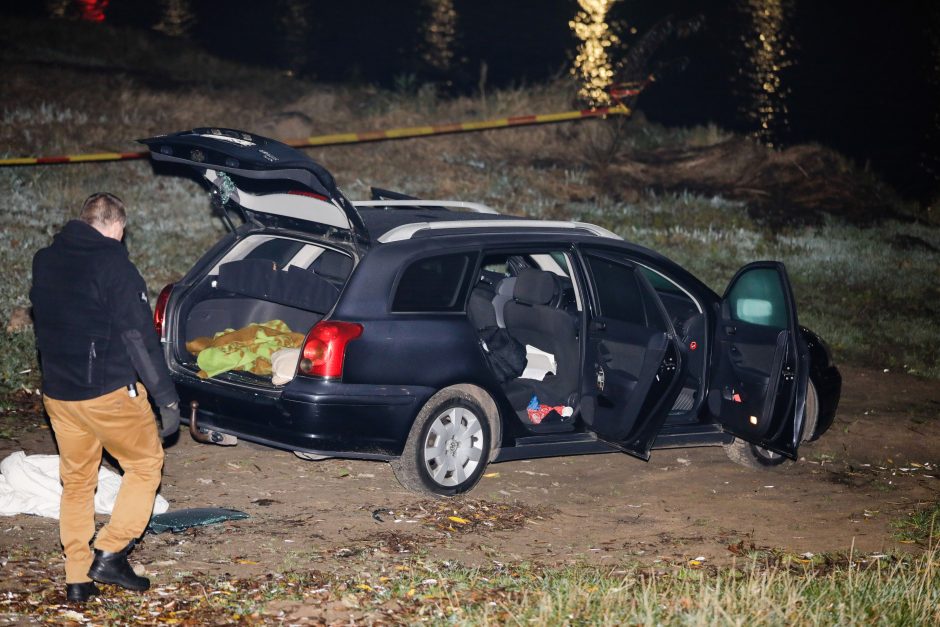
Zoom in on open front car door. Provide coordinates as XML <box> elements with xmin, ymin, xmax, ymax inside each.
<box><xmin>709</xmin><ymin>262</ymin><xmax>809</xmax><ymax>458</ymax></box>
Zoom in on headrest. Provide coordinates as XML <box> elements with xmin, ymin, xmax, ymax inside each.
<box><xmin>218</xmin><ymin>258</ymin><xmax>278</xmax><ymax>294</ymax></box>
<box><xmin>311</xmin><ymin>250</ymin><xmax>353</xmax><ymax>282</ymax></box>
<box><xmin>220</xmin><ymin>258</ymin><xmax>278</xmax><ymax>276</ymax></box>
<box><xmin>468</xmin><ymin>291</ymin><xmax>497</xmax><ymax>329</ymax></box>
<box><xmin>513</xmin><ymin>269</ymin><xmax>555</xmax><ymax>305</ymax></box>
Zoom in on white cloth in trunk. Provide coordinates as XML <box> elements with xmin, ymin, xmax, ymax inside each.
<box><xmin>0</xmin><ymin>451</ymin><xmax>169</xmax><ymax>519</ymax></box>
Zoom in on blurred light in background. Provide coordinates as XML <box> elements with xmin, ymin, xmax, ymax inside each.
<box><xmin>422</xmin><ymin>0</ymin><xmax>457</xmax><ymax>73</ymax></box>
<box><xmin>570</xmin><ymin>0</ymin><xmax>620</xmax><ymax>106</ymax></box>
<box><xmin>154</xmin><ymin>0</ymin><xmax>195</xmax><ymax>38</ymax></box>
<box><xmin>738</xmin><ymin>0</ymin><xmax>795</xmax><ymax>147</ymax></box>
<box><xmin>76</xmin><ymin>0</ymin><xmax>108</xmax><ymax>22</ymax></box>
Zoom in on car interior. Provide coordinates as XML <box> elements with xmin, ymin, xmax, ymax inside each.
<box><xmin>467</xmin><ymin>252</ymin><xmax>709</xmax><ymax>436</ymax></box>
<box><xmin>467</xmin><ymin>252</ymin><xmax>583</xmax><ymax>433</ymax></box>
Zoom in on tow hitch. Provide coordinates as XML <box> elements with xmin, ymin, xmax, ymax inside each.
<box><xmin>188</xmin><ymin>400</ymin><xmax>238</xmax><ymax>446</ymax></box>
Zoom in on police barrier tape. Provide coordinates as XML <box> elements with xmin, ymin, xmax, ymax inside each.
<box><xmin>0</xmin><ymin>104</ymin><xmax>631</xmax><ymax>167</ymax></box>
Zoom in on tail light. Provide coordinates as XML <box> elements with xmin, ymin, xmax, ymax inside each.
<box><xmin>153</xmin><ymin>283</ymin><xmax>174</xmax><ymax>338</ymax></box>
<box><xmin>299</xmin><ymin>321</ymin><xmax>363</xmax><ymax>378</ymax></box>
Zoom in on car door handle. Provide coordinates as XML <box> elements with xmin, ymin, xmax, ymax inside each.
<box><xmin>725</xmin><ymin>325</ymin><xmax>736</xmax><ymax>335</ymax></box>
<box><xmin>590</xmin><ymin>320</ymin><xmax>606</xmax><ymax>332</ymax></box>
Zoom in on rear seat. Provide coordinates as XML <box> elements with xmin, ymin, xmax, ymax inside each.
<box><xmin>492</xmin><ymin>277</ymin><xmax>516</xmax><ymax>328</ymax></box>
<box><xmin>218</xmin><ymin>258</ymin><xmax>339</xmax><ymax>314</ymax></box>
<box><xmin>309</xmin><ymin>249</ymin><xmax>353</xmax><ymax>288</ymax></box>
<box><xmin>502</xmin><ymin>269</ymin><xmax>579</xmax><ymax>408</ymax></box>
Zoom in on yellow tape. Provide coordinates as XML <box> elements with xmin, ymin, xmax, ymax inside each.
<box><xmin>69</xmin><ymin>152</ymin><xmax>127</xmax><ymax>162</ymax></box>
<box><xmin>1</xmin><ymin>105</ymin><xmax>632</xmax><ymax>167</ymax></box>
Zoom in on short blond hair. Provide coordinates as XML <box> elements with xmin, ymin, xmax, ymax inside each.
<box><xmin>79</xmin><ymin>192</ymin><xmax>126</xmax><ymax>228</ymax></box>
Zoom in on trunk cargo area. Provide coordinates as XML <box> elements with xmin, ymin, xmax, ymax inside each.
<box><xmin>171</xmin><ymin>234</ymin><xmax>354</xmax><ymax>385</ymax></box>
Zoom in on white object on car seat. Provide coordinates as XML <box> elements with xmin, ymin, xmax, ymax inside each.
<box><xmin>0</xmin><ymin>451</ymin><xmax>169</xmax><ymax>519</ymax></box>
<box><xmin>521</xmin><ymin>345</ymin><xmax>557</xmax><ymax>381</ymax></box>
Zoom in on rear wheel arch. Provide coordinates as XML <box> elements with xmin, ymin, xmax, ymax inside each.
<box><xmin>391</xmin><ymin>384</ymin><xmax>501</xmax><ymax>497</ymax></box>
<box><xmin>446</xmin><ymin>384</ymin><xmax>502</xmax><ymax>460</ymax></box>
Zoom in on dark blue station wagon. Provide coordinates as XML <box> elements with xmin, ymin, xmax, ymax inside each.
<box><xmin>143</xmin><ymin>129</ymin><xmax>841</xmax><ymax>496</ymax></box>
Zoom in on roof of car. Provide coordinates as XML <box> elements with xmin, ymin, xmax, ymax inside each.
<box><xmin>358</xmin><ymin>207</ymin><xmax>521</xmax><ymax>239</ymax></box>
<box><xmin>356</xmin><ymin>206</ymin><xmax>621</xmax><ymax>243</ymax></box>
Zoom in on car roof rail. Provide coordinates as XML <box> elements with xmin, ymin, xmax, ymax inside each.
<box><xmin>353</xmin><ymin>200</ymin><xmax>501</xmax><ymax>214</ymax></box>
<box><xmin>377</xmin><ymin>220</ymin><xmax>623</xmax><ymax>243</ymax></box>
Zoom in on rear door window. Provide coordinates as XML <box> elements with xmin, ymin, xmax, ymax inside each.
<box><xmin>392</xmin><ymin>252</ymin><xmax>477</xmax><ymax>313</ymax></box>
<box><xmin>586</xmin><ymin>255</ymin><xmax>648</xmax><ymax>326</ymax></box>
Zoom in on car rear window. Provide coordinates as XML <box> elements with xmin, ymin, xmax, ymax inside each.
<box><xmin>392</xmin><ymin>253</ymin><xmax>476</xmax><ymax>313</ymax></box>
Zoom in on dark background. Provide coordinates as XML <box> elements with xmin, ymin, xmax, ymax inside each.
<box><xmin>3</xmin><ymin>0</ymin><xmax>938</xmax><ymax>202</ymax></box>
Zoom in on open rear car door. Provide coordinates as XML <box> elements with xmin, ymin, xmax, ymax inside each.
<box><xmin>708</xmin><ymin>262</ymin><xmax>809</xmax><ymax>458</ymax></box>
<box><xmin>578</xmin><ymin>250</ymin><xmax>685</xmax><ymax>460</ymax></box>
<box><xmin>140</xmin><ymin>128</ymin><xmax>369</xmax><ymax>250</ymax></box>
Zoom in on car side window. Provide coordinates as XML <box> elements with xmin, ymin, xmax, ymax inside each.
<box><xmin>726</xmin><ymin>268</ymin><xmax>788</xmax><ymax>329</ymax></box>
<box><xmin>392</xmin><ymin>252</ymin><xmax>476</xmax><ymax>313</ymax></box>
<box><xmin>585</xmin><ymin>255</ymin><xmax>647</xmax><ymax>326</ymax></box>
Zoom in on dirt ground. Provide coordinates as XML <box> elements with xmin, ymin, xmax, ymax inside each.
<box><xmin>1</xmin><ymin>365</ymin><xmax>938</xmax><ymax>588</ymax></box>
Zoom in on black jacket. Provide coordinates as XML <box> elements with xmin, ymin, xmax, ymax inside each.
<box><xmin>30</xmin><ymin>220</ymin><xmax>179</xmax><ymax>408</ymax></box>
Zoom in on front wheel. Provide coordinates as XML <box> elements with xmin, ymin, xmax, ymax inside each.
<box><xmin>391</xmin><ymin>392</ymin><xmax>491</xmax><ymax>497</ymax></box>
<box><xmin>723</xmin><ymin>379</ymin><xmax>820</xmax><ymax>469</ymax></box>
<box><xmin>724</xmin><ymin>438</ymin><xmax>790</xmax><ymax>469</ymax></box>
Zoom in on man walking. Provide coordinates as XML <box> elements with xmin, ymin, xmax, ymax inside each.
<box><xmin>30</xmin><ymin>193</ymin><xmax>180</xmax><ymax>602</ymax></box>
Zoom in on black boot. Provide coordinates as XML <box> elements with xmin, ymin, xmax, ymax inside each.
<box><xmin>66</xmin><ymin>581</ymin><xmax>100</xmax><ymax>602</ymax></box>
<box><xmin>87</xmin><ymin>542</ymin><xmax>150</xmax><ymax>591</ymax></box>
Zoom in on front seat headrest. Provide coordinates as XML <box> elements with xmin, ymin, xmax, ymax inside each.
<box><xmin>513</xmin><ymin>269</ymin><xmax>555</xmax><ymax>305</ymax></box>
<box><xmin>311</xmin><ymin>250</ymin><xmax>353</xmax><ymax>282</ymax></box>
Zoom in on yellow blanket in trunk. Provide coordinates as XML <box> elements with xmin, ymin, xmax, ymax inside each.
<box><xmin>186</xmin><ymin>320</ymin><xmax>305</xmax><ymax>379</ymax></box>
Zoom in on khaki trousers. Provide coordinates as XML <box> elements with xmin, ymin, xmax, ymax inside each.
<box><xmin>44</xmin><ymin>385</ymin><xmax>165</xmax><ymax>584</ymax></box>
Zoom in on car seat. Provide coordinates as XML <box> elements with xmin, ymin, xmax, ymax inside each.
<box><xmin>492</xmin><ymin>277</ymin><xmax>516</xmax><ymax>328</ymax></box>
<box><xmin>502</xmin><ymin>269</ymin><xmax>579</xmax><ymax>409</ymax></box>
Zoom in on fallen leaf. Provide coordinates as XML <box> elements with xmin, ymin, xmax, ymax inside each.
<box><xmin>448</xmin><ymin>516</ymin><xmax>469</xmax><ymax>524</ymax></box>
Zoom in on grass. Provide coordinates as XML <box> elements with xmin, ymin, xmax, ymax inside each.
<box><xmin>893</xmin><ymin>503</ymin><xmax>940</xmax><ymax>546</ymax></box>
<box><xmin>5</xmin><ymin>548</ymin><xmax>938</xmax><ymax>625</ymax></box>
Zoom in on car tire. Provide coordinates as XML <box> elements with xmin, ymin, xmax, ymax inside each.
<box><xmin>724</xmin><ymin>438</ymin><xmax>789</xmax><ymax>469</ymax></box>
<box><xmin>723</xmin><ymin>379</ymin><xmax>820</xmax><ymax>469</ymax></box>
<box><xmin>801</xmin><ymin>378</ymin><xmax>819</xmax><ymax>443</ymax></box>
<box><xmin>391</xmin><ymin>391</ymin><xmax>491</xmax><ymax>497</ymax></box>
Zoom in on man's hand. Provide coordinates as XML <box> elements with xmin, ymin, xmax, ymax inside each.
<box><xmin>157</xmin><ymin>402</ymin><xmax>180</xmax><ymax>440</ymax></box>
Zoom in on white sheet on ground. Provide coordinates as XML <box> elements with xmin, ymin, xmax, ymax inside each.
<box><xmin>521</xmin><ymin>345</ymin><xmax>557</xmax><ymax>381</ymax></box>
<box><xmin>0</xmin><ymin>451</ymin><xmax>169</xmax><ymax>519</ymax></box>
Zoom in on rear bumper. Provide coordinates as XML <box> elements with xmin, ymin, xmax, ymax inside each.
<box><xmin>174</xmin><ymin>372</ymin><xmax>430</xmax><ymax>458</ymax></box>
<box><xmin>278</xmin><ymin>379</ymin><xmax>429</xmax><ymax>457</ymax></box>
